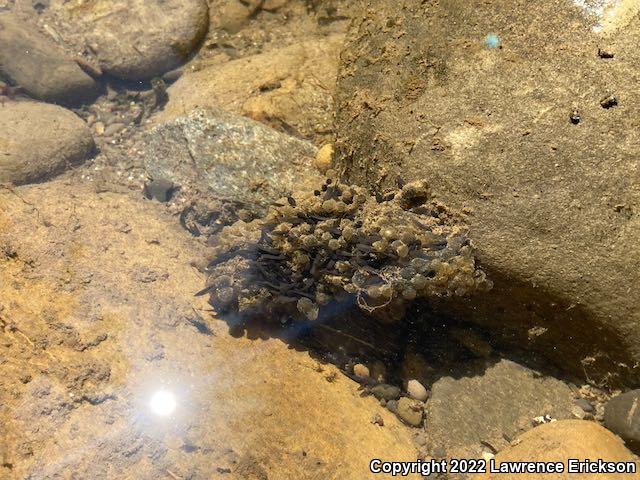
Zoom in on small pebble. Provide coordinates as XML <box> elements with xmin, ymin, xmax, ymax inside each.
<box><xmin>353</xmin><ymin>363</ymin><xmax>370</xmax><ymax>379</ymax></box>
<box><xmin>414</xmin><ymin>435</ymin><xmax>428</xmax><ymax>447</ymax></box>
<box><xmin>406</xmin><ymin>379</ymin><xmax>428</xmax><ymax>402</ymax></box>
<box><xmin>371</xmin><ymin>384</ymin><xmax>401</xmax><ymax>402</ymax></box>
<box><xmin>144</xmin><ymin>178</ymin><xmax>176</xmax><ymax>202</ymax></box>
<box><xmin>396</xmin><ymin>397</ymin><xmax>423</xmax><ymax>427</ymax></box>
<box><xmin>385</xmin><ymin>399</ymin><xmax>398</xmax><ymax>413</ymax></box>
<box><xmin>571</xmin><ymin>404</ymin><xmax>586</xmax><ymax>419</ymax></box>
<box><xmin>314</xmin><ymin>144</ymin><xmax>334</xmax><ymax>174</ymax></box>
<box><xmin>104</xmin><ymin>122</ymin><xmax>126</xmax><ymax>137</ymax></box>
<box><xmin>574</xmin><ymin>397</ymin><xmax>594</xmax><ymax>413</ymax></box>
<box><xmin>372</xmin><ymin>413</ymin><xmax>384</xmax><ymax>426</ymax></box>
<box><xmin>432</xmin><ymin>446</ymin><xmax>446</xmax><ymax>459</ymax></box>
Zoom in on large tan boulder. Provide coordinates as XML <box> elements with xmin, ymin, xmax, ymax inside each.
<box><xmin>334</xmin><ymin>0</ymin><xmax>640</xmax><ymax>385</ymax></box>
<box><xmin>473</xmin><ymin>420</ymin><xmax>638</xmax><ymax>480</ymax></box>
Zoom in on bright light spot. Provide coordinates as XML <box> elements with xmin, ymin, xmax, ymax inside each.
<box><xmin>150</xmin><ymin>390</ymin><xmax>177</xmax><ymax>416</ymax></box>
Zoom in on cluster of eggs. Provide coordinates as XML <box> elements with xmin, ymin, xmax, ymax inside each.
<box><xmin>204</xmin><ymin>178</ymin><xmax>491</xmax><ymax>324</ymax></box>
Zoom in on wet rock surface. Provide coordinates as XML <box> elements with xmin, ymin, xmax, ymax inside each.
<box><xmin>425</xmin><ymin>359</ymin><xmax>575</xmax><ymax>457</ymax></box>
<box><xmin>334</xmin><ymin>0</ymin><xmax>640</xmax><ymax>385</ymax></box>
<box><xmin>396</xmin><ymin>397</ymin><xmax>423</xmax><ymax>427</ymax></box>
<box><xmin>0</xmin><ymin>180</ymin><xmax>421</xmax><ymax>480</ymax></box>
<box><xmin>371</xmin><ymin>384</ymin><xmax>401</xmax><ymax>402</ymax></box>
<box><xmin>47</xmin><ymin>0</ymin><xmax>209</xmax><ymax>80</ymax></box>
<box><xmin>139</xmin><ymin>108</ymin><xmax>320</xmax><ymax>235</ymax></box>
<box><xmin>1</xmin><ymin>0</ymin><xmax>638</xmax><ymax>478</ymax></box>
<box><xmin>0</xmin><ymin>13</ymin><xmax>100</xmax><ymax>105</ymax></box>
<box><xmin>0</xmin><ymin>101</ymin><xmax>94</xmax><ymax>185</ymax></box>
<box><xmin>210</xmin><ymin>0</ymin><xmax>262</xmax><ymax>33</ymax></box>
<box><xmin>159</xmin><ymin>35</ymin><xmax>344</xmax><ymax>144</ymax></box>
<box><xmin>604</xmin><ymin>389</ymin><xmax>640</xmax><ymax>447</ymax></box>
<box><xmin>473</xmin><ymin>420</ymin><xmax>639</xmax><ymax>480</ymax></box>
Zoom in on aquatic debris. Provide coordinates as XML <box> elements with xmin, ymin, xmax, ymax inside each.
<box><xmin>570</xmin><ymin>108</ymin><xmax>581</xmax><ymax>125</ymax></box>
<box><xmin>600</xmin><ymin>94</ymin><xmax>618</xmax><ymax>109</ymax></box>
<box><xmin>202</xmin><ymin>178</ymin><xmax>492</xmax><ymax>324</ymax></box>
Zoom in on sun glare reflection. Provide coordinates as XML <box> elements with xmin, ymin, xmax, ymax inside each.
<box><xmin>149</xmin><ymin>390</ymin><xmax>177</xmax><ymax>417</ymax></box>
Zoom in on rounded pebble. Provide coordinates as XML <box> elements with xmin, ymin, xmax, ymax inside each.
<box><xmin>353</xmin><ymin>363</ymin><xmax>370</xmax><ymax>379</ymax></box>
<box><xmin>0</xmin><ymin>14</ymin><xmax>100</xmax><ymax>105</ymax></box>
<box><xmin>396</xmin><ymin>397</ymin><xmax>423</xmax><ymax>427</ymax></box>
<box><xmin>371</xmin><ymin>384</ymin><xmax>401</xmax><ymax>401</ymax></box>
<box><xmin>406</xmin><ymin>379</ymin><xmax>428</xmax><ymax>402</ymax></box>
<box><xmin>314</xmin><ymin>144</ymin><xmax>334</xmax><ymax>174</ymax></box>
<box><xmin>574</xmin><ymin>397</ymin><xmax>594</xmax><ymax>413</ymax></box>
<box><xmin>0</xmin><ymin>102</ymin><xmax>94</xmax><ymax>185</ymax></box>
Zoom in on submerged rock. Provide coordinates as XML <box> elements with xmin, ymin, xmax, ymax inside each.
<box><xmin>144</xmin><ymin>178</ymin><xmax>176</xmax><ymax>203</ymax></box>
<box><xmin>604</xmin><ymin>389</ymin><xmax>640</xmax><ymax>446</ymax></box>
<box><xmin>334</xmin><ymin>0</ymin><xmax>640</xmax><ymax>384</ymax></box>
<box><xmin>353</xmin><ymin>363</ymin><xmax>370</xmax><ymax>379</ymax></box>
<box><xmin>396</xmin><ymin>397</ymin><xmax>423</xmax><ymax>427</ymax></box>
<box><xmin>371</xmin><ymin>384</ymin><xmax>401</xmax><ymax>402</ymax></box>
<box><xmin>0</xmin><ymin>101</ymin><xmax>94</xmax><ymax>185</ymax></box>
<box><xmin>209</xmin><ymin>0</ymin><xmax>261</xmax><ymax>33</ymax></box>
<box><xmin>53</xmin><ymin>0</ymin><xmax>209</xmax><ymax>80</ymax></box>
<box><xmin>140</xmin><ymin>108</ymin><xmax>320</xmax><ymax>235</ymax></box>
<box><xmin>473</xmin><ymin>420</ymin><xmax>638</xmax><ymax>480</ymax></box>
<box><xmin>406</xmin><ymin>379</ymin><xmax>428</xmax><ymax>402</ymax></box>
<box><xmin>0</xmin><ymin>13</ymin><xmax>100</xmax><ymax>105</ymax></box>
<box><xmin>159</xmin><ymin>35</ymin><xmax>344</xmax><ymax>144</ymax></box>
<box><xmin>426</xmin><ymin>359</ymin><xmax>575</xmax><ymax>458</ymax></box>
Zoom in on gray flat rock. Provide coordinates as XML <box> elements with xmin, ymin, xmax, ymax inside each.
<box><xmin>425</xmin><ymin>359</ymin><xmax>575</xmax><ymax>457</ymax></box>
<box><xmin>604</xmin><ymin>389</ymin><xmax>640</xmax><ymax>446</ymax></box>
<box><xmin>140</xmin><ymin>108</ymin><xmax>321</xmax><ymax>233</ymax></box>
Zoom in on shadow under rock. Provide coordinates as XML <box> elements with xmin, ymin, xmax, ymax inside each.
<box><xmin>213</xmin><ymin>294</ymin><xmax>584</xmax><ymax>391</ymax></box>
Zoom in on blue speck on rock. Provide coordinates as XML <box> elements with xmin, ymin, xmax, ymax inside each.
<box><xmin>485</xmin><ymin>34</ymin><xmax>501</xmax><ymax>49</ymax></box>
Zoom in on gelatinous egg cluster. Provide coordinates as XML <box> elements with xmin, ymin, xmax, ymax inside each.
<box><xmin>202</xmin><ymin>179</ymin><xmax>491</xmax><ymax>324</ymax></box>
